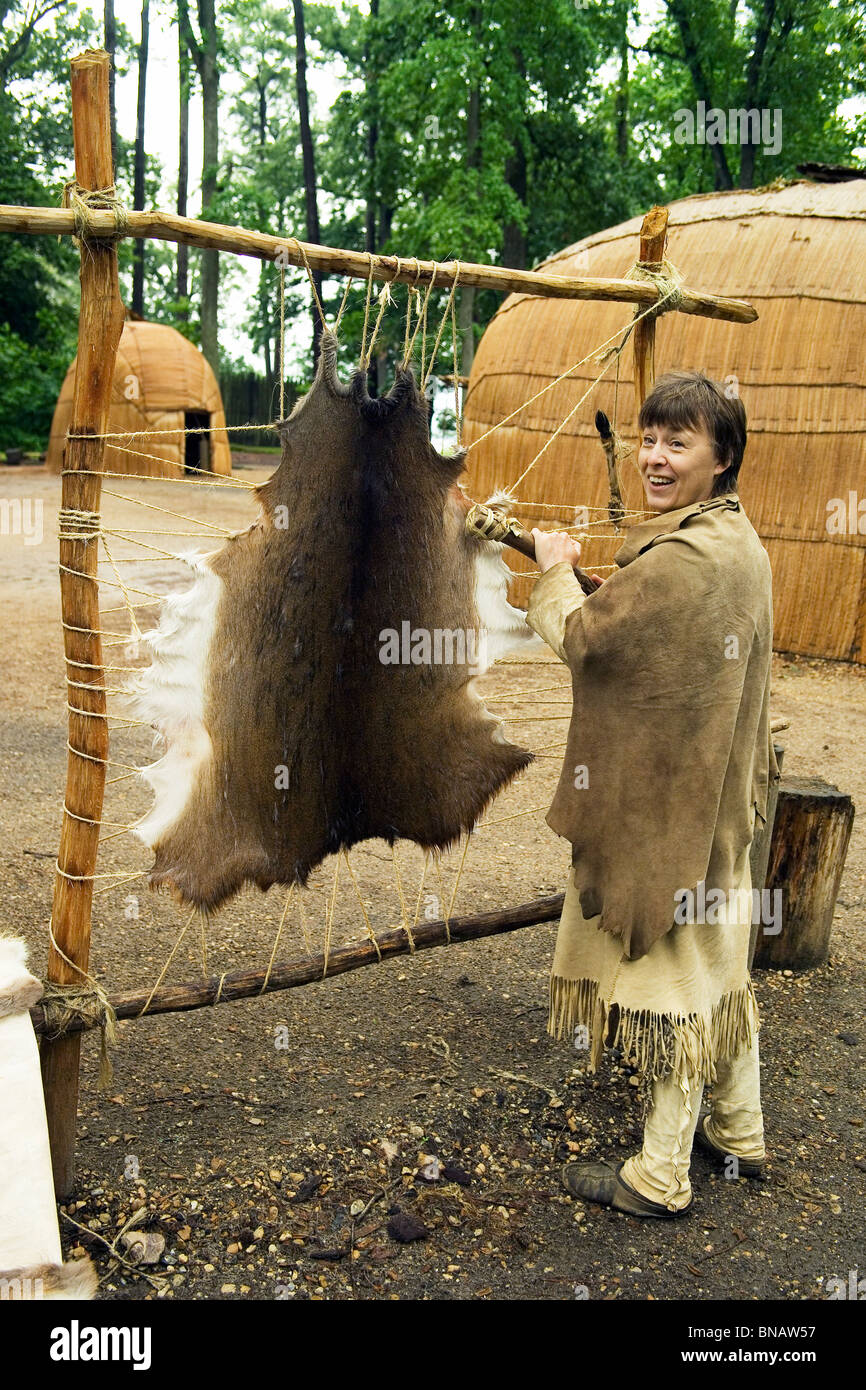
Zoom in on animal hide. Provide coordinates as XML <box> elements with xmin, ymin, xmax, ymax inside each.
<box><xmin>129</xmin><ymin>330</ymin><xmax>540</xmax><ymax>911</ymax></box>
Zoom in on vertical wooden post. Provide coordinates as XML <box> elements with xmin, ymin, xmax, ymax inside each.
<box><xmin>632</xmin><ymin>204</ymin><xmax>669</xmax><ymax>416</ymax></box>
<box><xmin>41</xmin><ymin>48</ymin><xmax>125</xmax><ymax>1199</ymax></box>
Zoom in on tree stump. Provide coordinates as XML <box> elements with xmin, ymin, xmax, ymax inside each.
<box><xmin>753</xmin><ymin>776</ymin><xmax>855</xmax><ymax>971</ymax></box>
<box><xmin>748</xmin><ymin>744</ymin><xmax>784</xmax><ymax>970</ymax></box>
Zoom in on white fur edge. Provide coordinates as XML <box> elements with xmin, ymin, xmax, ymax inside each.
<box><xmin>0</xmin><ymin>1257</ymin><xmax>98</xmax><ymax>1299</ymax></box>
<box><xmin>0</xmin><ymin>935</ymin><xmax>43</xmax><ymax>1015</ymax></box>
<box><xmin>472</xmin><ymin>489</ymin><xmax>546</xmax><ymax>667</ymax></box>
<box><xmin>123</xmin><ymin>551</ymin><xmax>223</xmax><ymax>850</ymax></box>
<box><xmin>466</xmin><ymin>490</ymin><xmax>546</xmax><ymax>749</ymax></box>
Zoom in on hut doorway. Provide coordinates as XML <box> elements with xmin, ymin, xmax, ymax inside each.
<box><xmin>184</xmin><ymin>411</ymin><xmax>211</xmax><ymax>474</ymax></box>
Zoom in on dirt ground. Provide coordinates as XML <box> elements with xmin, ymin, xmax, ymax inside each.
<box><xmin>1</xmin><ymin>460</ymin><xmax>864</xmax><ymax>1303</ymax></box>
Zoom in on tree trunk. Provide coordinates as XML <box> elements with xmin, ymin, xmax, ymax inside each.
<box><xmin>502</xmin><ymin>43</ymin><xmax>526</xmax><ymax>271</ymax></box>
<box><xmin>458</xmin><ymin>285</ymin><xmax>476</xmax><ymax>376</ymax></box>
<box><xmin>254</xmin><ymin>78</ymin><xmax>273</xmax><ymax>395</ymax></box>
<box><xmin>615</xmin><ymin>29</ymin><xmax>629</xmax><ymax>161</ymax></box>
<box><xmin>176</xmin><ymin>11</ymin><xmax>189</xmax><ymax>316</ymax></box>
<box><xmin>666</xmin><ymin>0</ymin><xmax>734</xmax><ymax>190</ymax></box>
<box><xmin>378</xmin><ymin>201</ymin><xmax>393</xmax><ymax>250</ymax></box>
<box><xmin>199</xmin><ymin>0</ymin><xmax>220</xmax><ymax>371</ymax></box>
<box><xmin>502</xmin><ymin>143</ymin><xmax>527</xmax><ymax>269</ymax></box>
<box><xmin>104</xmin><ymin>1</ymin><xmax>118</xmax><ymax>174</ymax></box>
<box><xmin>363</xmin><ymin>0</ymin><xmax>379</xmax><ymax>395</ymax></box>
<box><xmin>131</xmin><ymin>0</ymin><xmax>150</xmax><ymax>317</ymax></box>
<box><xmin>738</xmin><ymin>0</ymin><xmax>779</xmax><ymax>189</ymax></box>
<box><xmin>293</xmin><ymin>0</ymin><xmax>323</xmax><ymax>372</ymax></box>
<box><xmin>261</xmin><ymin>276</ymin><xmax>272</xmax><ymax>392</ymax></box>
<box><xmin>177</xmin><ymin>0</ymin><xmax>219</xmax><ymax>361</ymax></box>
<box><xmin>459</xmin><ymin>29</ymin><xmax>481</xmax><ymax>376</ymax></box>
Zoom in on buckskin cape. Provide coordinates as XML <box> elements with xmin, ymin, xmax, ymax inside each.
<box><xmin>526</xmin><ymin>493</ymin><xmax>779</xmax><ymax>963</ymax></box>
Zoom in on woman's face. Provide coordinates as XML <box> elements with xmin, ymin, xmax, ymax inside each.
<box><xmin>638</xmin><ymin>417</ymin><xmax>726</xmax><ymax>513</ymax></box>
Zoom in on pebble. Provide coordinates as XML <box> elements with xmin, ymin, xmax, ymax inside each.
<box><xmin>387</xmin><ymin>1211</ymin><xmax>428</xmax><ymax>1243</ymax></box>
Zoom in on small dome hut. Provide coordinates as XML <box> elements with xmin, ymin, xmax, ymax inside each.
<box><xmin>46</xmin><ymin>320</ymin><xmax>231</xmax><ymax>478</ymax></box>
<box><xmin>462</xmin><ymin>178</ymin><xmax>866</xmax><ymax>662</ymax></box>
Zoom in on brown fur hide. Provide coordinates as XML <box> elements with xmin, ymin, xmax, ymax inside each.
<box><xmin>130</xmin><ymin>330</ymin><xmax>534</xmax><ymax>911</ymax></box>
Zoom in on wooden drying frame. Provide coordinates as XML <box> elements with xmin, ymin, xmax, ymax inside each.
<box><xmin>3</xmin><ymin>47</ymin><xmax>759</xmax><ymax>1194</ymax></box>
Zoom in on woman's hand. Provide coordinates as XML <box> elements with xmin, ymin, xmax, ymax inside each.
<box><xmin>532</xmin><ymin>527</ymin><xmax>582</xmax><ymax>574</ymax></box>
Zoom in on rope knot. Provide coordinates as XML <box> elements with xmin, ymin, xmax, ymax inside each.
<box><xmin>62</xmin><ymin>180</ymin><xmax>130</xmax><ymax>243</ymax></box>
<box><xmin>627</xmin><ymin>257</ymin><xmax>685</xmax><ymax>317</ymax></box>
<box><xmin>39</xmin><ymin>980</ymin><xmax>118</xmax><ymax>1089</ymax></box>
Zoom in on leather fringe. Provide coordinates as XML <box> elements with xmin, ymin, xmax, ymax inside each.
<box><xmin>548</xmin><ymin>973</ymin><xmax>760</xmax><ymax>1088</ymax></box>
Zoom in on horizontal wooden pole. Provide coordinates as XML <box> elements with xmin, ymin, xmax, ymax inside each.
<box><xmin>0</xmin><ymin>205</ymin><xmax>757</xmax><ymax>323</ymax></box>
<box><xmin>30</xmin><ymin>892</ymin><xmax>564</xmax><ymax>1037</ymax></box>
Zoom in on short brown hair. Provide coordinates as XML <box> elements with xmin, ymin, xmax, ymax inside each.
<box><xmin>637</xmin><ymin>371</ymin><xmax>747</xmax><ymax>496</ymax></box>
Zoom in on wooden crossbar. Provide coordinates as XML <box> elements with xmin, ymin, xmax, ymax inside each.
<box><xmin>0</xmin><ymin>204</ymin><xmax>757</xmax><ymax>323</ymax></box>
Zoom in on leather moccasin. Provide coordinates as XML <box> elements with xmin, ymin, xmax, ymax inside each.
<box><xmin>693</xmin><ymin>1107</ymin><xmax>766</xmax><ymax>1178</ymax></box>
<box><xmin>561</xmin><ymin>1158</ymin><xmax>693</xmax><ymax>1219</ymax></box>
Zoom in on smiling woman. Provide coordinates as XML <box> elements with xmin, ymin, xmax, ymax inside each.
<box><xmin>637</xmin><ymin>371</ymin><xmax>747</xmax><ymax>513</ymax></box>
<box><xmin>523</xmin><ymin>367</ymin><xmax>778</xmax><ymax>1219</ymax></box>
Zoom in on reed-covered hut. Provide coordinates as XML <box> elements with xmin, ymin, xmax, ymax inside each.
<box><xmin>462</xmin><ymin>178</ymin><xmax>866</xmax><ymax>662</ymax></box>
<box><xmin>46</xmin><ymin>319</ymin><xmax>231</xmax><ymax>478</ymax></box>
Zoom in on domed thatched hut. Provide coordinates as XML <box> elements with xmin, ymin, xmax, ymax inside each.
<box><xmin>46</xmin><ymin>320</ymin><xmax>231</xmax><ymax>478</ymax></box>
<box><xmin>462</xmin><ymin>179</ymin><xmax>866</xmax><ymax>662</ymax></box>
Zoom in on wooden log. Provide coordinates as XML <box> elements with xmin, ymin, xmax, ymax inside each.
<box><xmin>30</xmin><ymin>894</ymin><xmax>566</xmax><ymax>1036</ymax></box>
<box><xmin>748</xmin><ymin>743</ymin><xmax>785</xmax><ymax>970</ymax></box>
<box><xmin>753</xmin><ymin>776</ymin><xmax>855</xmax><ymax>971</ymax></box>
<box><xmin>40</xmin><ymin>48</ymin><xmax>126</xmax><ymax>1199</ymax></box>
<box><xmin>0</xmin><ymin>204</ymin><xmax>759</xmax><ymax>324</ymax></box>
<box><xmin>632</xmin><ymin>204</ymin><xmax>669</xmax><ymax>415</ymax></box>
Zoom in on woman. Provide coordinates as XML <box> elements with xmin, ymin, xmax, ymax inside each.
<box><xmin>526</xmin><ymin>371</ymin><xmax>779</xmax><ymax>1218</ymax></box>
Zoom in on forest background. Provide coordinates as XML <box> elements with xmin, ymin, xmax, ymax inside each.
<box><xmin>1</xmin><ymin>0</ymin><xmax>864</xmax><ymax>449</ymax></box>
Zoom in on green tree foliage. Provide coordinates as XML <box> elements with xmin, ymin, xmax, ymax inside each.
<box><xmin>220</xmin><ymin>0</ymin><xmax>310</xmax><ymax>383</ymax></box>
<box><xmin>0</xmin><ymin>1</ymin><xmax>100</xmax><ymax>448</ymax></box>
<box><xmin>0</xmin><ymin>0</ymin><xmax>863</xmax><ymax>442</ymax></box>
<box><xmin>629</xmin><ymin>0</ymin><xmax>865</xmax><ymax>195</ymax></box>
